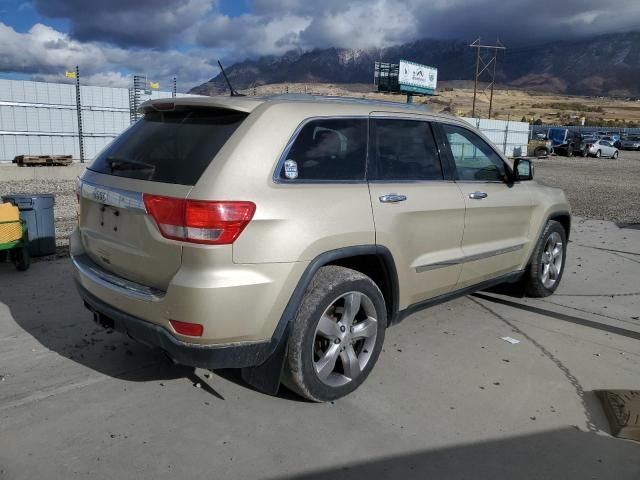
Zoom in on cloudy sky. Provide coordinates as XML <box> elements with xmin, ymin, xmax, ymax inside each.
<box><xmin>1</xmin><ymin>0</ymin><xmax>639</xmax><ymax>91</ymax></box>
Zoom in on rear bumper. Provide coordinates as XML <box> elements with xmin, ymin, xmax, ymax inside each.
<box><xmin>77</xmin><ymin>283</ymin><xmax>278</xmax><ymax>369</ymax></box>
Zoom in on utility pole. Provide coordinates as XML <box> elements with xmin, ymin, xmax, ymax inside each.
<box><xmin>172</xmin><ymin>76</ymin><xmax>177</xmax><ymax>98</ymax></box>
<box><xmin>469</xmin><ymin>38</ymin><xmax>505</xmax><ymax>119</ymax></box>
<box><xmin>75</xmin><ymin>65</ymin><xmax>84</xmax><ymax>163</ymax></box>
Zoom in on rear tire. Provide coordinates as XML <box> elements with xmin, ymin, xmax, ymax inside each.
<box><xmin>595</xmin><ymin>150</ymin><xmax>601</xmax><ymax>158</ymax></box>
<box><xmin>524</xmin><ymin>221</ymin><xmax>567</xmax><ymax>298</ymax></box>
<box><xmin>612</xmin><ymin>150</ymin><xmax>618</xmax><ymax>159</ymax></box>
<box><xmin>282</xmin><ymin>266</ymin><xmax>387</xmax><ymax>402</ymax></box>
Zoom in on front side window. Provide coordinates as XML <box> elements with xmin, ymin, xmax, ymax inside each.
<box><xmin>370</xmin><ymin>119</ymin><xmax>444</xmax><ymax>181</ymax></box>
<box><xmin>441</xmin><ymin>124</ymin><xmax>507</xmax><ymax>182</ymax></box>
<box><xmin>277</xmin><ymin>118</ymin><xmax>367</xmax><ymax>181</ymax></box>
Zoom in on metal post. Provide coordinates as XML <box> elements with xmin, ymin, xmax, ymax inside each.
<box><xmin>172</xmin><ymin>77</ymin><xmax>177</xmax><ymax>98</ymax></box>
<box><xmin>75</xmin><ymin>66</ymin><xmax>84</xmax><ymax>163</ymax></box>
<box><xmin>406</xmin><ymin>93</ymin><xmax>413</xmax><ymax>104</ymax></box>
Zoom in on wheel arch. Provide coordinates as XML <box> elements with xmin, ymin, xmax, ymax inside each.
<box><xmin>548</xmin><ymin>212</ymin><xmax>571</xmax><ymax>240</ymax></box>
<box><xmin>526</xmin><ymin>210</ymin><xmax>571</xmax><ymax>270</ymax></box>
<box><xmin>240</xmin><ymin>245</ymin><xmax>399</xmax><ymax>395</ymax></box>
<box><xmin>294</xmin><ymin>246</ymin><xmax>399</xmax><ymax>325</ymax></box>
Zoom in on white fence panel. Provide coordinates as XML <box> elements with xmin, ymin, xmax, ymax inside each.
<box><xmin>462</xmin><ymin>117</ymin><xmax>530</xmax><ymax>157</ymax></box>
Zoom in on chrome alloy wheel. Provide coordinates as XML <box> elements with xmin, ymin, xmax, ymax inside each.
<box><xmin>541</xmin><ymin>231</ymin><xmax>563</xmax><ymax>289</ymax></box>
<box><xmin>312</xmin><ymin>291</ymin><xmax>378</xmax><ymax>387</ymax></box>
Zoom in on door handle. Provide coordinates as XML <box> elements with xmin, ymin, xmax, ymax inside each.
<box><xmin>469</xmin><ymin>191</ymin><xmax>488</xmax><ymax>200</ymax></box>
<box><xmin>379</xmin><ymin>193</ymin><xmax>407</xmax><ymax>203</ymax></box>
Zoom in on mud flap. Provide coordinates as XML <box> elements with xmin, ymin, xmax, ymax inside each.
<box><xmin>240</xmin><ymin>323</ymin><xmax>290</xmax><ymax>395</ymax></box>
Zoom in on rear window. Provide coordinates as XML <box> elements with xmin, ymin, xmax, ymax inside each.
<box><xmin>89</xmin><ymin>108</ymin><xmax>247</xmax><ymax>185</ymax></box>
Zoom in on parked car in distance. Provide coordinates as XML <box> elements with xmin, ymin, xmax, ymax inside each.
<box><xmin>71</xmin><ymin>95</ymin><xmax>571</xmax><ymax>402</ymax></box>
<box><xmin>621</xmin><ymin>136</ymin><xmax>640</xmax><ymax>150</ymax></box>
<box><xmin>528</xmin><ymin>138</ymin><xmax>552</xmax><ymax>157</ymax></box>
<box><xmin>585</xmin><ymin>139</ymin><xmax>619</xmax><ymax>158</ymax></box>
<box><xmin>547</xmin><ymin>128</ymin><xmax>585</xmax><ymax>156</ymax></box>
<box><xmin>600</xmin><ymin>136</ymin><xmax>622</xmax><ymax>149</ymax></box>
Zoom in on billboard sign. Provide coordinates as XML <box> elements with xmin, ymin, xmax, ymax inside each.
<box><xmin>398</xmin><ymin>59</ymin><xmax>437</xmax><ymax>95</ymax></box>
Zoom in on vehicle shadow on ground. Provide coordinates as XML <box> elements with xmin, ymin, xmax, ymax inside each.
<box><xmin>271</xmin><ymin>427</ymin><xmax>640</xmax><ymax>480</ymax></box>
<box><xmin>0</xmin><ymin>260</ymin><xmax>230</xmax><ymax>400</ymax></box>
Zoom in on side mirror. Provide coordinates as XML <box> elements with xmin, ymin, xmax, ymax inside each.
<box><xmin>513</xmin><ymin>158</ymin><xmax>534</xmax><ymax>181</ymax></box>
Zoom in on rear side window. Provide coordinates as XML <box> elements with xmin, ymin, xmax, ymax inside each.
<box><xmin>89</xmin><ymin>108</ymin><xmax>247</xmax><ymax>185</ymax></box>
<box><xmin>278</xmin><ymin>118</ymin><xmax>367</xmax><ymax>181</ymax></box>
<box><xmin>370</xmin><ymin>119</ymin><xmax>443</xmax><ymax>181</ymax></box>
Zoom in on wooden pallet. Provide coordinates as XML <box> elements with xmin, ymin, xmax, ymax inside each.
<box><xmin>13</xmin><ymin>155</ymin><xmax>73</xmax><ymax>167</ymax></box>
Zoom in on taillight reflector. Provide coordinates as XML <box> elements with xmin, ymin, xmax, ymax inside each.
<box><xmin>143</xmin><ymin>194</ymin><xmax>255</xmax><ymax>245</ymax></box>
<box><xmin>170</xmin><ymin>320</ymin><xmax>203</xmax><ymax>337</ymax></box>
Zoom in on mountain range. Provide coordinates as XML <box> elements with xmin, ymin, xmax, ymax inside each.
<box><xmin>190</xmin><ymin>32</ymin><xmax>640</xmax><ymax>98</ymax></box>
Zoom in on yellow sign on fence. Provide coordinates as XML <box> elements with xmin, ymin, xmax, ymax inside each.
<box><xmin>149</xmin><ymin>81</ymin><xmax>160</xmax><ymax>89</ymax></box>
<box><xmin>65</xmin><ymin>71</ymin><xmax>76</xmax><ymax>79</ymax></box>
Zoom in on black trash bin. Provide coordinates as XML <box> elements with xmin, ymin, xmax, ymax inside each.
<box><xmin>1</xmin><ymin>194</ymin><xmax>56</xmax><ymax>256</ymax></box>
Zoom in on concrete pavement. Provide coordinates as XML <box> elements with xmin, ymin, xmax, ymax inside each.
<box><xmin>0</xmin><ymin>217</ymin><xmax>638</xmax><ymax>479</ymax></box>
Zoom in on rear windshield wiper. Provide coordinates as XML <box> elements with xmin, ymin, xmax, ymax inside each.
<box><xmin>107</xmin><ymin>157</ymin><xmax>156</xmax><ymax>173</ymax></box>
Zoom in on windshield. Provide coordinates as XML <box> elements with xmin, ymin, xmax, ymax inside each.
<box><xmin>89</xmin><ymin>108</ymin><xmax>248</xmax><ymax>185</ymax></box>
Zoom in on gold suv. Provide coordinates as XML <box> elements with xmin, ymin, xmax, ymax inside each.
<box><xmin>71</xmin><ymin>95</ymin><xmax>570</xmax><ymax>401</ymax></box>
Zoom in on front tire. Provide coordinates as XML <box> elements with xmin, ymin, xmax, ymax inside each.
<box><xmin>524</xmin><ymin>221</ymin><xmax>567</xmax><ymax>298</ymax></box>
<box><xmin>282</xmin><ymin>266</ymin><xmax>387</xmax><ymax>402</ymax></box>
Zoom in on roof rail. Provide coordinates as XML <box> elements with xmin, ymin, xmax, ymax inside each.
<box><xmin>264</xmin><ymin>93</ymin><xmax>431</xmax><ymax>111</ymax></box>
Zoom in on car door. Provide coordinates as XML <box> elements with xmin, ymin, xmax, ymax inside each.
<box><xmin>436</xmin><ymin>122</ymin><xmax>535</xmax><ymax>288</ymax></box>
<box><xmin>367</xmin><ymin>115</ymin><xmax>466</xmax><ymax>308</ymax></box>
<box><xmin>600</xmin><ymin>140</ymin><xmax>614</xmax><ymax>156</ymax></box>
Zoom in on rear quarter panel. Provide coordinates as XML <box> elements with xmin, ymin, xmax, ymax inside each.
<box><xmin>189</xmin><ymin>103</ymin><xmax>376</xmax><ymax>264</ymax></box>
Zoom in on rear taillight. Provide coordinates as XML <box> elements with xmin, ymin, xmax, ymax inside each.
<box><xmin>143</xmin><ymin>194</ymin><xmax>255</xmax><ymax>245</ymax></box>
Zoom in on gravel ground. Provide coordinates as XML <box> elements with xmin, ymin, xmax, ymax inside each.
<box><xmin>0</xmin><ymin>150</ymin><xmax>638</xmax><ymax>249</ymax></box>
<box><xmin>535</xmin><ymin>150</ymin><xmax>640</xmax><ymax>225</ymax></box>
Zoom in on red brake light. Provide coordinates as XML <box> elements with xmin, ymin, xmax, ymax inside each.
<box><xmin>143</xmin><ymin>194</ymin><xmax>255</xmax><ymax>245</ymax></box>
<box><xmin>170</xmin><ymin>320</ymin><xmax>203</xmax><ymax>337</ymax></box>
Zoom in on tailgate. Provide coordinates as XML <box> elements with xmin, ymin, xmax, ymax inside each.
<box><xmin>76</xmin><ymin>105</ymin><xmax>249</xmax><ymax>291</ymax></box>
<box><xmin>78</xmin><ymin>176</ymin><xmax>189</xmax><ymax>290</ymax></box>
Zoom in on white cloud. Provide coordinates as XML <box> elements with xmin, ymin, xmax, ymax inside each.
<box><xmin>0</xmin><ymin>22</ymin><xmax>217</xmax><ymax>90</ymax></box>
